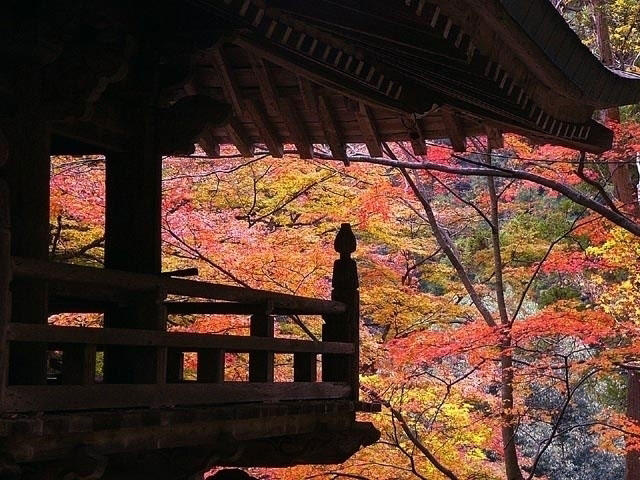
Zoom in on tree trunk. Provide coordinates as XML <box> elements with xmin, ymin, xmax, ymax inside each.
<box><xmin>628</xmin><ymin>371</ymin><xmax>640</xmax><ymax>480</ymax></box>
<box><xmin>590</xmin><ymin>0</ymin><xmax>638</xmax><ymax>212</ymax></box>
<box><xmin>488</xmin><ymin>171</ymin><xmax>524</xmax><ymax>480</ymax></box>
<box><xmin>591</xmin><ymin>1</ymin><xmax>640</xmax><ymax>476</ymax></box>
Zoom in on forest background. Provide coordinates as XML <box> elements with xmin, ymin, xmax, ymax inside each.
<box><xmin>49</xmin><ymin>1</ymin><xmax>640</xmax><ymax>479</ymax></box>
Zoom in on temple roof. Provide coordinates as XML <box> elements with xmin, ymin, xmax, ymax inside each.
<box><xmin>497</xmin><ymin>0</ymin><xmax>640</xmax><ymax>108</ymax></box>
<box><xmin>8</xmin><ymin>0</ymin><xmax>637</xmax><ymax>157</ymax></box>
<box><xmin>181</xmin><ymin>0</ymin><xmax>640</xmax><ymax>157</ymax></box>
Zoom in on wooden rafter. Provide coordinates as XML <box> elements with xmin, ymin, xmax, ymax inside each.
<box><xmin>402</xmin><ymin>117</ymin><xmax>427</xmax><ymax>156</ymax></box>
<box><xmin>249</xmin><ymin>54</ymin><xmax>280</xmax><ymax>115</ymax></box>
<box><xmin>226</xmin><ymin>116</ymin><xmax>255</xmax><ymax>157</ymax></box>
<box><xmin>198</xmin><ymin>128</ymin><xmax>221</xmax><ymax>158</ymax></box>
<box><xmin>441</xmin><ymin>110</ymin><xmax>467</xmax><ymax>152</ymax></box>
<box><xmin>279</xmin><ymin>97</ymin><xmax>314</xmax><ymax>159</ymax></box>
<box><xmin>244</xmin><ymin>98</ymin><xmax>284</xmax><ymax>158</ymax></box>
<box><xmin>318</xmin><ymin>96</ymin><xmax>347</xmax><ymax>160</ymax></box>
<box><xmin>485</xmin><ymin>126</ymin><xmax>504</xmax><ymax>150</ymax></box>
<box><xmin>213</xmin><ymin>48</ymin><xmax>245</xmax><ymax>116</ymax></box>
<box><xmin>298</xmin><ymin>77</ymin><xmax>319</xmax><ymax>116</ymax></box>
<box><xmin>353</xmin><ymin>103</ymin><xmax>383</xmax><ymax>158</ymax></box>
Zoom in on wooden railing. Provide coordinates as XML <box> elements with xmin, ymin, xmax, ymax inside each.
<box><xmin>0</xmin><ymin>213</ymin><xmax>360</xmax><ymax>412</ymax></box>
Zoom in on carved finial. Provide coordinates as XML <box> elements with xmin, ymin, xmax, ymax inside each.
<box><xmin>334</xmin><ymin>223</ymin><xmax>356</xmax><ymax>258</ymax></box>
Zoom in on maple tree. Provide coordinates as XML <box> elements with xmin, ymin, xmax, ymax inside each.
<box><xmin>48</xmin><ymin>116</ymin><xmax>640</xmax><ymax>480</ymax></box>
<box><xmin>46</xmin><ymin>5</ymin><xmax>640</xmax><ymax>477</ymax></box>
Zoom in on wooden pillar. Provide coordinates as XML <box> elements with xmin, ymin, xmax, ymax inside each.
<box><xmin>249</xmin><ymin>313</ymin><xmax>274</xmax><ymax>382</ymax></box>
<box><xmin>103</xmin><ymin>119</ymin><xmax>166</xmax><ymax>384</ymax></box>
<box><xmin>105</xmin><ymin>149</ymin><xmax>162</xmax><ymax>274</ymax></box>
<box><xmin>2</xmin><ymin>84</ymin><xmax>51</xmax><ymax>385</ymax></box>
<box><xmin>294</xmin><ymin>353</ymin><xmax>317</xmax><ymax>382</ymax></box>
<box><xmin>0</xmin><ymin>177</ymin><xmax>11</xmax><ymax>403</ymax></box>
<box><xmin>197</xmin><ymin>349</ymin><xmax>225</xmax><ymax>383</ymax></box>
<box><xmin>167</xmin><ymin>349</ymin><xmax>185</xmax><ymax>383</ymax></box>
<box><xmin>322</xmin><ymin>224</ymin><xmax>360</xmax><ymax>400</ymax></box>
<box><xmin>62</xmin><ymin>344</ymin><xmax>96</xmax><ymax>385</ymax></box>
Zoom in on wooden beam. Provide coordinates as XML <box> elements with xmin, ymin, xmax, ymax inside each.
<box><xmin>441</xmin><ymin>110</ymin><xmax>467</xmax><ymax>152</ymax></box>
<box><xmin>49</xmin><ymin>299</ymin><xmax>341</xmax><ymax>317</ymax></box>
<box><xmin>400</xmin><ymin>116</ymin><xmax>428</xmax><ymax>156</ymax></box>
<box><xmin>354</xmin><ymin>103</ymin><xmax>383</xmax><ymax>157</ymax></box>
<box><xmin>3</xmin><ymin>382</ymin><xmax>352</xmax><ymax>412</ymax></box>
<box><xmin>51</xmin><ymin>115</ymin><xmax>132</xmax><ymax>155</ymax></box>
<box><xmin>235</xmin><ymin>37</ymin><xmax>409</xmax><ymax>116</ymax></box>
<box><xmin>13</xmin><ymin>257</ymin><xmax>348</xmax><ymax>314</ymax></box>
<box><xmin>8</xmin><ymin>324</ymin><xmax>355</xmax><ymax>355</ymax></box>
<box><xmin>318</xmin><ymin>96</ymin><xmax>347</xmax><ymax>161</ymax></box>
<box><xmin>226</xmin><ymin>116</ymin><xmax>255</xmax><ymax>157</ymax></box>
<box><xmin>244</xmin><ymin>98</ymin><xmax>284</xmax><ymax>158</ymax></box>
<box><xmin>213</xmin><ymin>48</ymin><xmax>245</xmax><ymax>116</ymax></box>
<box><xmin>166</xmin><ymin>301</ymin><xmax>335</xmax><ymax>317</ymax></box>
<box><xmin>485</xmin><ymin>126</ymin><xmax>504</xmax><ymax>150</ymax></box>
<box><xmin>298</xmin><ymin>77</ymin><xmax>318</xmax><ymax>116</ymax></box>
<box><xmin>279</xmin><ymin>97</ymin><xmax>314</xmax><ymax>159</ymax></box>
<box><xmin>198</xmin><ymin>128</ymin><xmax>221</xmax><ymax>158</ymax></box>
<box><xmin>249</xmin><ymin>54</ymin><xmax>280</xmax><ymax>115</ymax></box>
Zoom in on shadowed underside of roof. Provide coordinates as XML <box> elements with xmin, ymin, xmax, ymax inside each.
<box><xmin>179</xmin><ymin>0</ymin><xmax>640</xmax><ymax>158</ymax></box>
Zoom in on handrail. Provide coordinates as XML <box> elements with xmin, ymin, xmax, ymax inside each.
<box><xmin>3</xmin><ymin>225</ymin><xmax>361</xmax><ymax>413</ymax></box>
<box><xmin>12</xmin><ymin>257</ymin><xmax>346</xmax><ymax>315</ymax></box>
<box><xmin>8</xmin><ymin>324</ymin><xmax>354</xmax><ymax>354</ymax></box>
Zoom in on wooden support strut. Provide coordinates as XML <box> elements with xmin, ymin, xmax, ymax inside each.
<box><xmin>354</xmin><ymin>103</ymin><xmax>383</xmax><ymax>158</ymax></box>
<box><xmin>322</xmin><ymin>224</ymin><xmax>360</xmax><ymax>401</ymax></box>
<box><xmin>279</xmin><ymin>96</ymin><xmax>314</xmax><ymax>159</ymax></box>
<box><xmin>318</xmin><ymin>96</ymin><xmax>348</xmax><ymax>162</ymax></box>
<box><xmin>214</xmin><ymin>48</ymin><xmax>245</xmax><ymax>116</ymax></box>
<box><xmin>408</xmin><ymin>119</ymin><xmax>428</xmax><ymax>157</ymax></box>
<box><xmin>485</xmin><ymin>126</ymin><xmax>504</xmax><ymax>150</ymax></box>
<box><xmin>244</xmin><ymin>98</ymin><xmax>284</xmax><ymax>158</ymax></box>
<box><xmin>441</xmin><ymin>109</ymin><xmax>467</xmax><ymax>152</ymax></box>
<box><xmin>249</xmin><ymin>54</ymin><xmax>281</xmax><ymax>115</ymax></box>
<box><xmin>226</xmin><ymin>116</ymin><xmax>255</xmax><ymax>158</ymax></box>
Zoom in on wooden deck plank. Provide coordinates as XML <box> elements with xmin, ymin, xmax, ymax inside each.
<box><xmin>3</xmin><ymin>382</ymin><xmax>351</xmax><ymax>412</ymax></box>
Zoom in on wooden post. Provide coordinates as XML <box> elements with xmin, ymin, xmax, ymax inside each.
<box><xmin>0</xmin><ymin>178</ymin><xmax>11</xmax><ymax>404</ymax></box>
<box><xmin>294</xmin><ymin>353</ymin><xmax>317</xmax><ymax>382</ymax></box>
<box><xmin>104</xmin><ymin>124</ymin><xmax>166</xmax><ymax>384</ymax></box>
<box><xmin>62</xmin><ymin>344</ymin><xmax>96</xmax><ymax>385</ymax></box>
<box><xmin>322</xmin><ymin>224</ymin><xmax>359</xmax><ymax>401</ymax></box>
<box><xmin>167</xmin><ymin>349</ymin><xmax>184</xmax><ymax>383</ymax></box>
<box><xmin>2</xmin><ymin>79</ymin><xmax>51</xmax><ymax>385</ymax></box>
<box><xmin>197</xmin><ymin>349</ymin><xmax>225</xmax><ymax>383</ymax></box>
<box><xmin>249</xmin><ymin>313</ymin><xmax>274</xmax><ymax>382</ymax></box>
